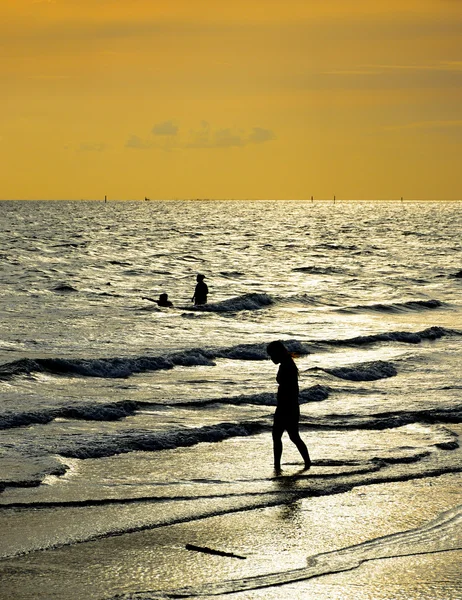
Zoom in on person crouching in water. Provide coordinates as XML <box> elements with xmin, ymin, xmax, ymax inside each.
<box><xmin>191</xmin><ymin>274</ymin><xmax>208</xmax><ymax>305</ymax></box>
<box><xmin>267</xmin><ymin>341</ymin><xmax>311</xmax><ymax>474</ymax></box>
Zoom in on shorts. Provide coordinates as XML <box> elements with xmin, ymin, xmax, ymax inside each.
<box><xmin>273</xmin><ymin>405</ymin><xmax>300</xmax><ymax>435</ymax></box>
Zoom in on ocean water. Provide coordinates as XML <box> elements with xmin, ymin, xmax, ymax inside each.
<box><xmin>0</xmin><ymin>200</ymin><xmax>461</xmax><ymax>599</ymax></box>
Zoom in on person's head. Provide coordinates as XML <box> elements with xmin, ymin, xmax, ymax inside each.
<box><xmin>197</xmin><ymin>274</ymin><xmax>205</xmax><ymax>282</ymax></box>
<box><xmin>267</xmin><ymin>340</ymin><xmax>292</xmax><ymax>364</ymax></box>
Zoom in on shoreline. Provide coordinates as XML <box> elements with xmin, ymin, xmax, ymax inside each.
<box><xmin>1</xmin><ymin>469</ymin><xmax>460</xmax><ymax>599</ymax></box>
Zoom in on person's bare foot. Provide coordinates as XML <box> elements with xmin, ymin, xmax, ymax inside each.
<box><xmin>303</xmin><ymin>461</ymin><xmax>311</xmax><ymax>471</ymax></box>
<box><xmin>274</xmin><ymin>465</ymin><xmax>282</xmax><ymax>476</ymax></box>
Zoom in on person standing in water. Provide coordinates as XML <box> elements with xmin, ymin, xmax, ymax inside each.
<box><xmin>267</xmin><ymin>340</ymin><xmax>311</xmax><ymax>473</ymax></box>
<box><xmin>191</xmin><ymin>274</ymin><xmax>208</xmax><ymax>305</ymax></box>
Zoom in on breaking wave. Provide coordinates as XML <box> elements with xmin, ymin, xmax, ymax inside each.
<box><xmin>0</xmin><ymin>400</ymin><xmax>140</xmax><ymax>430</ymax></box>
<box><xmin>0</xmin><ymin>328</ymin><xmax>459</xmax><ymax>382</ymax></box>
<box><xmin>0</xmin><ymin>385</ymin><xmax>330</xmax><ymax>431</ymax></box>
<box><xmin>338</xmin><ymin>299</ymin><xmax>444</xmax><ymax>313</ymax></box>
<box><xmin>0</xmin><ymin>356</ymin><xmax>178</xmax><ymax>379</ymax></box>
<box><xmin>292</xmin><ymin>266</ymin><xmax>346</xmax><ymax>275</ymax></box>
<box><xmin>322</xmin><ymin>326</ymin><xmax>459</xmax><ymax>347</ymax></box>
<box><xmin>58</xmin><ymin>421</ymin><xmax>264</xmax><ymax>460</ymax></box>
<box><xmin>188</xmin><ymin>293</ymin><xmax>273</xmax><ymax>312</ymax></box>
<box><xmin>320</xmin><ymin>360</ymin><xmax>398</xmax><ymax>381</ymax></box>
<box><xmin>0</xmin><ymin>422</ymin><xmax>264</xmax><ymax>491</ymax></box>
<box><xmin>2</xmin><ymin>417</ymin><xmax>459</xmax><ymax>495</ymax></box>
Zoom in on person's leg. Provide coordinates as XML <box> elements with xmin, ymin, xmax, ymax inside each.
<box><xmin>272</xmin><ymin>419</ymin><xmax>284</xmax><ymax>472</ymax></box>
<box><xmin>287</xmin><ymin>426</ymin><xmax>311</xmax><ymax>469</ymax></box>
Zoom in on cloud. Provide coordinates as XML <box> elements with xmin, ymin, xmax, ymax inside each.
<box><xmin>248</xmin><ymin>127</ymin><xmax>276</xmax><ymax>144</ymax></box>
<box><xmin>383</xmin><ymin>119</ymin><xmax>462</xmax><ymax>131</ymax></box>
<box><xmin>152</xmin><ymin>120</ymin><xmax>178</xmax><ymax>136</ymax></box>
<box><xmin>186</xmin><ymin>122</ymin><xmax>276</xmax><ymax>148</ymax></box>
<box><xmin>125</xmin><ymin>122</ymin><xmax>276</xmax><ymax>150</ymax></box>
<box><xmin>299</xmin><ymin>61</ymin><xmax>462</xmax><ymax>92</ymax></box>
<box><xmin>187</xmin><ymin>124</ymin><xmax>244</xmax><ymax>148</ymax></box>
<box><xmin>125</xmin><ymin>135</ymin><xmax>153</xmax><ymax>149</ymax></box>
<box><xmin>77</xmin><ymin>142</ymin><xmax>106</xmax><ymax>152</ymax></box>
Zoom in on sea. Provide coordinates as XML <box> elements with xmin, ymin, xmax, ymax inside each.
<box><xmin>0</xmin><ymin>200</ymin><xmax>461</xmax><ymax>599</ymax></box>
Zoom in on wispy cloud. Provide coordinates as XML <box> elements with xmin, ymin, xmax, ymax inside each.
<box><xmin>292</xmin><ymin>60</ymin><xmax>462</xmax><ymax>91</ymax></box>
<box><xmin>383</xmin><ymin>119</ymin><xmax>462</xmax><ymax>131</ymax></box>
<box><xmin>357</xmin><ymin>61</ymin><xmax>462</xmax><ymax>73</ymax></box>
<box><xmin>152</xmin><ymin>120</ymin><xmax>178</xmax><ymax>136</ymax></box>
<box><xmin>77</xmin><ymin>142</ymin><xmax>107</xmax><ymax>152</ymax></box>
<box><xmin>125</xmin><ymin>121</ymin><xmax>276</xmax><ymax>150</ymax></box>
<box><xmin>125</xmin><ymin>135</ymin><xmax>152</xmax><ymax>149</ymax></box>
<box><xmin>248</xmin><ymin>127</ymin><xmax>276</xmax><ymax>144</ymax></box>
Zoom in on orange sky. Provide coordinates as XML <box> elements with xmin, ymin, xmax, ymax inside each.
<box><xmin>1</xmin><ymin>0</ymin><xmax>461</xmax><ymax>199</ymax></box>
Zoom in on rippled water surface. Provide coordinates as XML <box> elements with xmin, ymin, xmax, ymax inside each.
<box><xmin>0</xmin><ymin>200</ymin><xmax>461</xmax><ymax>599</ymax></box>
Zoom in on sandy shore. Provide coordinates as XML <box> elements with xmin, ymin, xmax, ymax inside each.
<box><xmin>1</xmin><ymin>468</ymin><xmax>460</xmax><ymax>600</ymax></box>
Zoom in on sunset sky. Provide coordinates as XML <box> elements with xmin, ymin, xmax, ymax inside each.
<box><xmin>1</xmin><ymin>0</ymin><xmax>461</xmax><ymax>200</ymax></box>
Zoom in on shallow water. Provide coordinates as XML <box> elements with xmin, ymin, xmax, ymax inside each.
<box><xmin>0</xmin><ymin>200</ymin><xmax>461</xmax><ymax>598</ymax></box>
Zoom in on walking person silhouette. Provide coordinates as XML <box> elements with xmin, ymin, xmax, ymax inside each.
<box><xmin>267</xmin><ymin>341</ymin><xmax>311</xmax><ymax>474</ymax></box>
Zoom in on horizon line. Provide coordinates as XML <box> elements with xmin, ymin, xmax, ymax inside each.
<box><xmin>1</xmin><ymin>198</ymin><xmax>461</xmax><ymax>202</ymax></box>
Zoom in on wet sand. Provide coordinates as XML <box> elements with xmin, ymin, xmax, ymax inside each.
<box><xmin>1</xmin><ymin>470</ymin><xmax>460</xmax><ymax>599</ymax></box>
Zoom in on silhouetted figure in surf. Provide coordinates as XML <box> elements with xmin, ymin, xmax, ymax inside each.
<box><xmin>142</xmin><ymin>293</ymin><xmax>173</xmax><ymax>307</ymax></box>
<box><xmin>191</xmin><ymin>274</ymin><xmax>208</xmax><ymax>305</ymax></box>
<box><xmin>267</xmin><ymin>340</ymin><xmax>311</xmax><ymax>474</ymax></box>
<box><xmin>156</xmin><ymin>293</ymin><xmax>173</xmax><ymax>307</ymax></box>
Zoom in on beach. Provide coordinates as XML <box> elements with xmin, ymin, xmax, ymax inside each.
<box><xmin>1</xmin><ymin>443</ymin><xmax>460</xmax><ymax>599</ymax></box>
<box><xmin>0</xmin><ymin>200</ymin><xmax>461</xmax><ymax>599</ymax></box>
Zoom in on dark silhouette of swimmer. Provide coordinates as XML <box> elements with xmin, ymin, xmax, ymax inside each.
<box><xmin>267</xmin><ymin>340</ymin><xmax>311</xmax><ymax>474</ymax></box>
<box><xmin>156</xmin><ymin>293</ymin><xmax>173</xmax><ymax>307</ymax></box>
<box><xmin>191</xmin><ymin>274</ymin><xmax>208</xmax><ymax>305</ymax></box>
<box><xmin>142</xmin><ymin>293</ymin><xmax>173</xmax><ymax>307</ymax></box>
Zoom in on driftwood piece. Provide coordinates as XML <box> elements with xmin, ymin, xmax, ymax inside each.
<box><xmin>185</xmin><ymin>544</ymin><xmax>246</xmax><ymax>559</ymax></box>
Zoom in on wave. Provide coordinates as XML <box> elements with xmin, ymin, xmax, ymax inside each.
<box><xmin>318</xmin><ymin>360</ymin><xmax>397</xmax><ymax>381</ymax></box>
<box><xmin>0</xmin><ymin>454</ymin><xmax>68</xmax><ymax>494</ymax></box>
<box><xmin>0</xmin><ymin>400</ymin><xmax>139</xmax><ymax>430</ymax></box>
<box><xmin>188</xmin><ymin>293</ymin><xmax>273</xmax><ymax>312</ymax></box>
<box><xmin>0</xmin><ymin>327</ymin><xmax>458</xmax><ymax>381</ymax></box>
<box><xmin>0</xmin><ymin>421</ymin><xmax>264</xmax><ymax>492</ymax></box>
<box><xmin>51</xmin><ymin>284</ymin><xmax>78</xmax><ymax>293</ymax></box>
<box><xmin>0</xmin><ymin>386</ymin><xmax>330</xmax><ymax>431</ymax></box>
<box><xmin>62</xmin><ymin>421</ymin><xmax>264</xmax><ymax>460</ymax></box>
<box><xmin>448</xmin><ymin>270</ymin><xmax>462</xmax><ymax>278</ymax></box>
<box><xmin>292</xmin><ymin>266</ymin><xmax>346</xmax><ymax>275</ymax></box>
<box><xmin>0</xmin><ymin>342</ymin><xmax>279</xmax><ymax>380</ymax></box>
<box><xmin>153</xmin><ymin>384</ymin><xmax>331</xmax><ymax>410</ymax></box>
<box><xmin>322</xmin><ymin>326</ymin><xmax>459</xmax><ymax>347</ymax></box>
<box><xmin>51</xmin><ymin>242</ymin><xmax>87</xmax><ymax>249</ymax></box>
<box><xmin>0</xmin><ymin>356</ymin><xmax>177</xmax><ymax>379</ymax></box>
<box><xmin>219</xmin><ymin>271</ymin><xmax>245</xmax><ymax>278</ymax></box>
<box><xmin>316</xmin><ymin>243</ymin><xmax>358</xmax><ymax>251</ymax></box>
<box><xmin>300</xmin><ymin>408</ymin><xmax>462</xmax><ymax>432</ymax></box>
<box><xmin>338</xmin><ymin>299</ymin><xmax>444</xmax><ymax>313</ymax></box>
<box><xmin>2</xmin><ymin>417</ymin><xmax>458</xmax><ymax>495</ymax></box>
